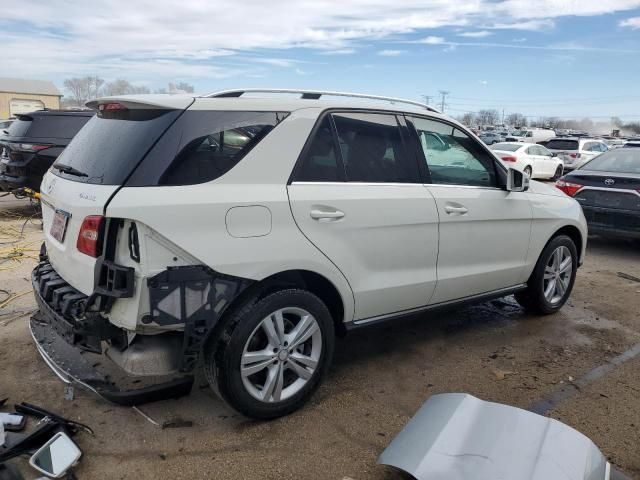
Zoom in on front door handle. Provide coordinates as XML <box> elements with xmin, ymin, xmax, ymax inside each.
<box><xmin>444</xmin><ymin>205</ymin><xmax>468</xmax><ymax>215</ymax></box>
<box><xmin>310</xmin><ymin>209</ymin><xmax>345</xmax><ymax>221</ymax></box>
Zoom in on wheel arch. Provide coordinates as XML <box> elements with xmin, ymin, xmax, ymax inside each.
<box><xmin>216</xmin><ymin>269</ymin><xmax>348</xmax><ymax>339</ymax></box>
<box><xmin>552</xmin><ymin>225</ymin><xmax>583</xmax><ymax>262</ymax></box>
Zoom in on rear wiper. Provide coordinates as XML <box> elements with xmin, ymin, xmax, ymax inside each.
<box><xmin>52</xmin><ymin>163</ymin><xmax>88</xmax><ymax>177</ymax></box>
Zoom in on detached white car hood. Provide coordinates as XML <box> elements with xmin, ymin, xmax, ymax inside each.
<box><xmin>379</xmin><ymin>393</ymin><xmax>609</xmax><ymax>480</ymax></box>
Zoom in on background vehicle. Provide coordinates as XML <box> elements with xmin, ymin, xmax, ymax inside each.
<box><xmin>490</xmin><ymin>142</ymin><xmax>563</xmax><ymax>180</ymax></box>
<box><xmin>0</xmin><ymin>110</ymin><xmax>93</xmax><ymax>192</ymax></box>
<box><xmin>478</xmin><ymin>131</ymin><xmax>504</xmax><ymax>145</ymax></box>
<box><xmin>30</xmin><ymin>89</ymin><xmax>587</xmax><ymax>419</ymax></box>
<box><xmin>545</xmin><ymin>137</ymin><xmax>608</xmax><ymax>172</ymax></box>
<box><xmin>623</xmin><ymin>140</ymin><xmax>640</xmax><ymax>148</ymax></box>
<box><xmin>0</xmin><ymin>119</ymin><xmax>13</xmax><ymax>131</ymax></box>
<box><xmin>556</xmin><ymin>148</ymin><xmax>640</xmax><ymax>240</ymax></box>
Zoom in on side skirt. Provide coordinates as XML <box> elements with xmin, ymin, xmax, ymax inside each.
<box><xmin>345</xmin><ymin>284</ymin><xmax>528</xmax><ymax>330</ymax></box>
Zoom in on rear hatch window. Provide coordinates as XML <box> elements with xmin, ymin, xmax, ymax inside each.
<box><xmin>51</xmin><ymin>107</ymin><xmax>181</xmax><ymax>185</ymax></box>
<box><xmin>6</xmin><ymin>114</ymin><xmax>90</xmax><ymax>139</ymax></box>
<box><xmin>546</xmin><ymin>139</ymin><xmax>578</xmax><ymax>150</ymax></box>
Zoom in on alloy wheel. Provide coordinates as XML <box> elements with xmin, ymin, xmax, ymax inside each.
<box><xmin>543</xmin><ymin>246</ymin><xmax>573</xmax><ymax>304</ymax></box>
<box><xmin>240</xmin><ymin>307</ymin><xmax>322</xmax><ymax>403</ymax></box>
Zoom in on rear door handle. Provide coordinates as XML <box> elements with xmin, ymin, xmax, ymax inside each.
<box><xmin>444</xmin><ymin>205</ymin><xmax>468</xmax><ymax>215</ymax></box>
<box><xmin>310</xmin><ymin>209</ymin><xmax>345</xmax><ymax>221</ymax></box>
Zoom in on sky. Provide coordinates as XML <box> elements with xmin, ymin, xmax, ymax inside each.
<box><xmin>2</xmin><ymin>0</ymin><xmax>640</xmax><ymax>120</ymax></box>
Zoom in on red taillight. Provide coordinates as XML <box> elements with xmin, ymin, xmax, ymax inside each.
<box><xmin>569</xmin><ymin>153</ymin><xmax>581</xmax><ymax>159</ymax></box>
<box><xmin>77</xmin><ymin>215</ymin><xmax>105</xmax><ymax>257</ymax></box>
<box><xmin>555</xmin><ymin>179</ymin><xmax>583</xmax><ymax>197</ymax></box>
<box><xmin>501</xmin><ymin>156</ymin><xmax>517</xmax><ymax>162</ymax></box>
<box><xmin>99</xmin><ymin>102</ymin><xmax>128</xmax><ymax>111</ymax></box>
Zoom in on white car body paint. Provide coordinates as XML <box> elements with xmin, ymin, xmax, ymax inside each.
<box><xmin>491</xmin><ymin>142</ymin><xmax>564</xmax><ymax>179</ymax></box>
<box><xmin>39</xmin><ymin>94</ymin><xmax>587</xmax><ymax>332</ymax></box>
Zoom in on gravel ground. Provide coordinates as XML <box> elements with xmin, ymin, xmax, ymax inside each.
<box><xmin>1</xmin><ymin>196</ymin><xmax>639</xmax><ymax>479</ymax></box>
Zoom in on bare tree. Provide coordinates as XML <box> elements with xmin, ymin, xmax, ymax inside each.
<box><xmin>477</xmin><ymin>109</ymin><xmax>500</xmax><ymax>126</ymax></box>
<box><xmin>459</xmin><ymin>112</ymin><xmax>476</xmax><ymax>126</ymax></box>
<box><xmin>505</xmin><ymin>113</ymin><xmax>527</xmax><ymax>128</ymax></box>
<box><xmin>176</xmin><ymin>82</ymin><xmax>195</xmax><ymax>93</ymax></box>
<box><xmin>63</xmin><ymin>76</ymin><xmax>105</xmax><ymax>106</ymax></box>
<box><xmin>103</xmin><ymin>79</ymin><xmax>151</xmax><ymax>96</ymax></box>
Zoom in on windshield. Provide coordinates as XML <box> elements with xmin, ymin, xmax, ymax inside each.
<box><xmin>546</xmin><ymin>139</ymin><xmax>579</xmax><ymax>150</ymax></box>
<box><xmin>490</xmin><ymin>143</ymin><xmax>521</xmax><ymax>152</ymax></box>
<box><xmin>52</xmin><ymin>108</ymin><xmax>181</xmax><ymax>185</ymax></box>
<box><xmin>581</xmin><ymin>149</ymin><xmax>640</xmax><ymax>174</ymax></box>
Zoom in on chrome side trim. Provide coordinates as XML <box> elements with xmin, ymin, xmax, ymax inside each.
<box><xmin>351</xmin><ymin>284</ymin><xmax>527</xmax><ymax>327</ymax></box>
<box><xmin>577</xmin><ymin>186</ymin><xmax>640</xmax><ymax>197</ymax></box>
<box><xmin>290</xmin><ymin>181</ymin><xmax>504</xmax><ymax>191</ymax></box>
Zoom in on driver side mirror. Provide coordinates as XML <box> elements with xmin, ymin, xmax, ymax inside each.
<box><xmin>506</xmin><ymin>167</ymin><xmax>530</xmax><ymax>192</ymax></box>
<box><xmin>29</xmin><ymin>432</ymin><xmax>82</xmax><ymax>478</ymax></box>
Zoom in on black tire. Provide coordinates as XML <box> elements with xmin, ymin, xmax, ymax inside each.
<box><xmin>524</xmin><ymin>166</ymin><xmax>533</xmax><ymax>178</ymax></box>
<box><xmin>514</xmin><ymin>234</ymin><xmax>578</xmax><ymax>315</ymax></box>
<box><xmin>204</xmin><ymin>289</ymin><xmax>335</xmax><ymax>419</ymax></box>
<box><xmin>551</xmin><ymin>165</ymin><xmax>563</xmax><ymax>181</ymax></box>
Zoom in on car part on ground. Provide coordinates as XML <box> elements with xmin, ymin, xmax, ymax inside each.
<box><xmin>0</xmin><ymin>111</ymin><xmax>93</xmax><ymax>193</ymax></box>
<box><xmin>29</xmin><ymin>432</ymin><xmax>81</xmax><ymax>479</ymax></box>
<box><xmin>29</xmin><ymin>89</ymin><xmax>588</xmax><ymax>417</ymax></box>
<box><xmin>556</xmin><ymin>148</ymin><xmax>640</xmax><ymax>240</ymax></box>
<box><xmin>378</xmin><ymin>393</ymin><xmax>629</xmax><ymax>480</ymax></box>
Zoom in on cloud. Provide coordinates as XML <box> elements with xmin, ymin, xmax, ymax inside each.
<box><xmin>320</xmin><ymin>48</ymin><xmax>357</xmax><ymax>55</ymax></box>
<box><xmin>458</xmin><ymin>31</ymin><xmax>492</xmax><ymax>38</ymax></box>
<box><xmin>479</xmin><ymin>80</ymin><xmax>488</xmax><ymax>85</ymax></box>
<box><xmin>512</xmin><ymin>37</ymin><xmax>527</xmax><ymax>42</ymax></box>
<box><xmin>489</xmin><ymin>19</ymin><xmax>555</xmax><ymax>30</ymax></box>
<box><xmin>3</xmin><ymin>0</ymin><xmax>640</xmax><ymax>86</ymax></box>
<box><xmin>620</xmin><ymin>16</ymin><xmax>640</xmax><ymax>28</ymax></box>
<box><xmin>378</xmin><ymin>49</ymin><xmax>404</xmax><ymax>56</ymax></box>
<box><xmin>419</xmin><ymin>36</ymin><xmax>446</xmax><ymax>44</ymax></box>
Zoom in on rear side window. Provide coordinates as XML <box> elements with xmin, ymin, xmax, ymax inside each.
<box><xmin>160</xmin><ymin>112</ymin><xmax>288</xmax><ymax>186</ymax></box>
<box><xmin>7</xmin><ymin>115</ymin><xmax>90</xmax><ymax>139</ymax></box>
<box><xmin>332</xmin><ymin>112</ymin><xmax>419</xmax><ymax>183</ymax></box>
<box><xmin>546</xmin><ymin>139</ymin><xmax>578</xmax><ymax>150</ymax></box>
<box><xmin>53</xmin><ymin>108</ymin><xmax>181</xmax><ymax>185</ymax></box>
<box><xmin>295</xmin><ymin>117</ymin><xmax>343</xmax><ymax>182</ymax></box>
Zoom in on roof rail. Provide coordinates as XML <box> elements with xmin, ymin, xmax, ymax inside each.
<box><xmin>202</xmin><ymin>88</ymin><xmax>441</xmax><ymax>113</ymax></box>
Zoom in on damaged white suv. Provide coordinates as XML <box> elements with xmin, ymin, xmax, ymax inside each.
<box><xmin>31</xmin><ymin>89</ymin><xmax>587</xmax><ymax>418</ymax></box>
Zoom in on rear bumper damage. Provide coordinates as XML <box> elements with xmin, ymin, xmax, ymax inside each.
<box><xmin>30</xmin><ymin>260</ymin><xmax>194</xmax><ymax>406</ymax></box>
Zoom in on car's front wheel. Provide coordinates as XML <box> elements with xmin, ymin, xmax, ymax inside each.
<box><xmin>204</xmin><ymin>289</ymin><xmax>335</xmax><ymax>419</ymax></box>
<box><xmin>514</xmin><ymin>235</ymin><xmax>577</xmax><ymax>314</ymax></box>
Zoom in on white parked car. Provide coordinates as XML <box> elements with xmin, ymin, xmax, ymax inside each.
<box><xmin>30</xmin><ymin>89</ymin><xmax>587</xmax><ymax>418</ymax></box>
<box><xmin>545</xmin><ymin>137</ymin><xmax>608</xmax><ymax>171</ymax></box>
<box><xmin>490</xmin><ymin>142</ymin><xmax>564</xmax><ymax>180</ymax></box>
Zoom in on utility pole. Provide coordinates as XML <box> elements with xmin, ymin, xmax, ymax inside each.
<box><xmin>421</xmin><ymin>95</ymin><xmax>433</xmax><ymax>106</ymax></box>
<box><xmin>502</xmin><ymin>108</ymin><xmax>505</xmax><ymax>125</ymax></box>
<box><xmin>438</xmin><ymin>90</ymin><xmax>449</xmax><ymax>112</ymax></box>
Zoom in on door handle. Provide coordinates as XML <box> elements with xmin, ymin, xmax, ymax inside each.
<box><xmin>444</xmin><ymin>205</ymin><xmax>468</xmax><ymax>215</ymax></box>
<box><xmin>310</xmin><ymin>209</ymin><xmax>345</xmax><ymax>221</ymax></box>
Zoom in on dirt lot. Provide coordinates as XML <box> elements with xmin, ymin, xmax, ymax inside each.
<box><xmin>1</xmin><ymin>196</ymin><xmax>639</xmax><ymax>479</ymax></box>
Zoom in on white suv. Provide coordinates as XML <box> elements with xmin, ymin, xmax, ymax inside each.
<box><xmin>545</xmin><ymin>137</ymin><xmax>608</xmax><ymax>171</ymax></box>
<box><xmin>31</xmin><ymin>89</ymin><xmax>587</xmax><ymax>418</ymax></box>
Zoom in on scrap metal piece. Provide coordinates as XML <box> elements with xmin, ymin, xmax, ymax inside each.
<box><xmin>378</xmin><ymin>393</ymin><xmax>609</xmax><ymax>480</ymax></box>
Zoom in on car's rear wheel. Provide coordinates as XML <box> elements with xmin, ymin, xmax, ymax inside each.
<box><xmin>551</xmin><ymin>165</ymin><xmax>563</xmax><ymax>181</ymax></box>
<box><xmin>204</xmin><ymin>289</ymin><xmax>335</xmax><ymax>419</ymax></box>
<box><xmin>514</xmin><ymin>235</ymin><xmax>577</xmax><ymax>314</ymax></box>
<box><xmin>523</xmin><ymin>166</ymin><xmax>533</xmax><ymax>178</ymax></box>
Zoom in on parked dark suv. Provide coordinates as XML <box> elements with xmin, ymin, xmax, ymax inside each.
<box><xmin>0</xmin><ymin>110</ymin><xmax>93</xmax><ymax>192</ymax></box>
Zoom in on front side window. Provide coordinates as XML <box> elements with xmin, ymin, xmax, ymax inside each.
<box><xmin>410</xmin><ymin>116</ymin><xmax>498</xmax><ymax>187</ymax></box>
<box><xmin>332</xmin><ymin>112</ymin><xmax>419</xmax><ymax>183</ymax></box>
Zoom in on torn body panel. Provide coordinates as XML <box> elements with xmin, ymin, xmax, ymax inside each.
<box><xmin>378</xmin><ymin>393</ymin><xmax>610</xmax><ymax>480</ymax></box>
